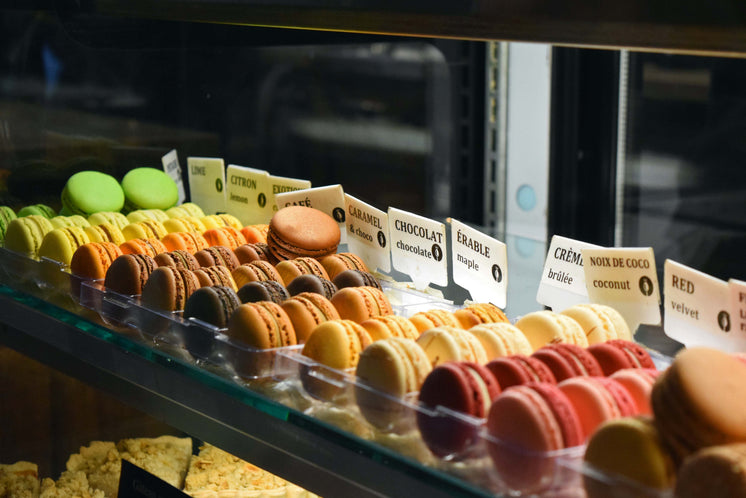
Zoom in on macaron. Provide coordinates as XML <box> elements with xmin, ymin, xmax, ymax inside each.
<box><xmin>184</xmin><ymin>285</ymin><xmax>241</xmax><ymax>329</ymax></box>
<box><xmin>486</xmin><ymin>382</ymin><xmax>583</xmax><ymax>493</ymax></box>
<box><xmin>69</xmin><ymin>242</ymin><xmax>123</xmax><ymax>296</ymax></box>
<box><xmin>237</xmin><ymin>281</ymin><xmax>289</xmax><ymax>304</ymax></box>
<box><xmin>87</xmin><ymin>211</ymin><xmax>130</xmax><ymax>230</ymax></box>
<box><xmin>320</xmin><ymin>252</ymin><xmax>369</xmax><ymax>279</ymax></box>
<box><xmin>275</xmin><ymin>256</ymin><xmax>330</xmax><ymax>286</ymax></box>
<box><xmin>560</xmin><ymin>303</ymin><xmax>633</xmax><ymax>343</ymax></box>
<box><xmin>302</xmin><ymin>319</ymin><xmax>371</xmax><ymax>370</ymax></box>
<box><xmin>121</xmin><ymin>220</ymin><xmax>168</xmax><ymax>241</ymax></box>
<box><xmin>231</xmin><ymin>261</ymin><xmax>283</xmax><ymax>288</ymax></box>
<box><xmin>120</xmin><ymin>167</ymin><xmax>179</xmax><ymax>212</ymax></box>
<box><xmin>467</xmin><ymin>322</ymin><xmax>533</xmax><ymax>360</ymax></box>
<box><xmin>558</xmin><ymin>376</ymin><xmax>637</xmax><ymax>441</ymax></box>
<box><xmin>162</xmin><ymin>216</ymin><xmax>206</xmax><ymax>234</ymax></box>
<box><xmin>84</xmin><ymin>222</ymin><xmax>126</xmax><ymax>246</ymax></box>
<box><xmin>166</xmin><ymin>202</ymin><xmax>205</xmax><ymax>219</ymax></box>
<box><xmin>17</xmin><ymin>203</ymin><xmax>55</xmax><ymax>218</ymax></box>
<box><xmin>332</xmin><ymin>269</ymin><xmax>381</xmax><ymax>290</ymax></box>
<box><xmin>61</xmin><ymin>171</ymin><xmax>125</xmax><ymax>215</ymax></box>
<box><xmin>104</xmin><ymin>253</ymin><xmax>157</xmax><ymax>295</ymax></box>
<box><xmin>584</xmin><ymin>416</ymin><xmax>675</xmax><ymax>496</ymax></box>
<box><xmin>193</xmin><ymin>265</ymin><xmax>237</xmax><ymax>290</ymax></box>
<box><xmin>486</xmin><ymin>354</ymin><xmax>557</xmax><ymax>388</ymax></box>
<box><xmin>587</xmin><ymin>339</ymin><xmax>655</xmax><ymax>375</ymax></box>
<box><xmin>355</xmin><ymin>337</ymin><xmax>432</xmax><ymax>430</ymax></box>
<box><xmin>227</xmin><ymin>301</ymin><xmax>297</xmax><ymax>349</ymax></box>
<box><xmin>126</xmin><ymin>209</ymin><xmax>169</xmax><ymax>223</ymax></box>
<box><xmin>201</xmin><ymin>214</ymin><xmax>243</xmax><ymax>230</ymax></box>
<box><xmin>203</xmin><ymin>226</ymin><xmax>246</xmax><ymax>250</ymax></box>
<box><xmin>0</xmin><ymin>206</ymin><xmax>17</xmax><ymax>241</ymax></box>
<box><xmin>609</xmin><ymin>368</ymin><xmax>659</xmax><ymax>416</ymax></box>
<box><xmin>154</xmin><ymin>250</ymin><xmax>201</xmax><ymax>271</ymax></box>
<box><xmin>675</xmin><ymin>443</ymin><xmax>746</xmax><ymax>498</ymax></box>
<box><xmin>453</xmin><ymin>302</ymin><xmax>509</xmax><ymax>329</ymax></box>
<box><xmin>119</xmin><ymin>238</ymin><xmax>168</xmax><ymax>258</ymax></box>
<box><xmin>161</xmin><ymin>231</ymin><xmax>209</xmax><ymax>254</ymax></box>
<box><xmin>194</xmin><ymin>246</ymin><xmax>240</xmax><ymax>271</ymax></box>
<box><xmin>4</xmin><ymin>215</ymin><xmax>54</xmax><ymax>258</ymax></box>
<box><xmin>408</xmin><ymin>308</ymin><xmax>463</xmax><ymax>334</ymax></box>
<box><xmin>417</xmin><ymin>361</ymin><xmax>500</xmax><ymax>457</ymax></box>
<box><xmin>240</xmin><ymin>224</ymin><xmax>269</xmax><ymax>244</ymax></box>
<box><xmin>330</xmin><ymin>286</ymin><xmax>393</xmax><ymax>323</ymax></box>
<box><xmin>38</xmin><ymin>226</ymin><xmax>91</xmax><ymax>266</ymax></box>
<box><xmin>531</xmin><ymin>343</ymin><xmax>604</xmax><ymax>382</ymax></box>
<box><xmin>416</xmin><ymin>326</ymin><xmax>489</xmax><ymax>367</ymax></box>
<box><xmin>267</xmin><ymin>206</ymin><xmax>340</xmax><ymax>261</ymax></box>
<box><xmin>360</xmin><ymin>315</ymin><xmax>420</xmax><ymax>341</ymax></box>
<box><xmin>280</xmin><ymin>292</ymin><xmax>340</xmax><ymax>343</ymax></box>
<box><xmin>50</xmin><ymin>215</ymin><xmax>90</xmax><ymax>229</ymax></box>
<box><xmin>233</xmin><ymin>243</ymin><xmax>271</xmax><ymax>265</ymax></box>
<box><xmin>651</xmin><ymin>347</ymin><xmax>746</xmax><ymax>465</ymax></box>
<box><xmin>141</xmin><ymin>266</ymin><xmax>200</xmax><ymax>312</ymax></box>
<box><xmin>515</xmin><ymin>310</ymin><xmax>589</xmax><ymax>351</ymax></box>
<box><xmin>286</xmin><ymin>274</ymin><xmax>338</xmax><ymax>299</ymax></box>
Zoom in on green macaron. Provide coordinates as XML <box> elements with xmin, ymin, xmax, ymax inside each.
<box><xmin>17</xmin><ymin>203</ymin><xmax>56</xmax><ymax>219</ymax></box>
<box><xmin>0</xmin><ymin>206</ymin><xmax>17</xmax><ymax>242</ymax></box>
<box><xmin>61</xmin><ymin>171</ymin><xmax>125</xmax><ymax>216</ymax></box>
<box><xmin>121</xmin><ymin>167</ymin><xmax>178</xmax><ymax>213</ymax></box>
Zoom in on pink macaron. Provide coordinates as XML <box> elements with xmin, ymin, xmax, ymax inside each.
<box><xmin>417</xmin><ymin>361</ymin><xmax>501</xmax><ymax>457</ymax></box>
<box><xmin>587</xmin><ymin>339</ymin><xmax>655</xmax><ymax>375</ymax></box>
<box><xmin>609</xmin><ymin>367</ymin><xmax>659</xmax><ymax>416</ymax></box>
<box><xmin>531</xmin><ymin>343</ymin><xmax>603</xmax><ymax>382</ymax></box>
<box><xmin>486</xmin><ymin>354</ymin><xmax>557</xmax><ymax>389</ymax></box>
<box><xmin>558</xmin><ymin>376</ymin><xmax>638</xmax><ymax>441</ymax></box>
<box><xmin>486</xmin><ymin>382</ymin><xmax>583</xmax><ymax>493</ymax></box>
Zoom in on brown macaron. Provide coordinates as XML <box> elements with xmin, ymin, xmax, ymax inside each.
<box><xmin>267</xmin><ymin>206</ymin><xmax>340</xmax><ymax>261</ymax></box>
<box><xmin>154</xmin><ymin>250</ymin><xmax>201</xmax><ymax>271</ymax></box>
<box><xmin>234</xmin><ymin>243</ymin><xmax>270</xmax><ymax>265</ymax></box>
<box><xmin>320</xmin><ymin>252</ymin><xmax>369</xmax><ymax>280</ymax></box>
<box><xmin>226</xmin><ymin>301</ymin><xmax>297</xmax><ymax>349</ymax></box>
<box><xmin>231</xmin><ymin>261</ymin><xmax>284</xmax><ymax>288</ymax></box>
<box><xmin>194</xmin><ymin>265</ymin><xmax>237</xmax><ymax>290</ymax></box>
<box><xmin>330</xmin><ymin>286</ymin><xmax>393</xmax><ymax>323</ymax></box>
<box><xmin>281</xmin><ymin>292</ymin><xmax>341</xmax><ymax>343</ymax></box>
<box><xmin>286</xmin><ymin>274</ymin><xmax>338</xmax><ymax>299</ymax></box>
<box><xmin>275</xmin><ymin>256</ymin><xmax>330</xmax><ymax>286</ymax></box>
<box><xmin>184</xmin><ymin>285</ymin><xmax>241</xmax><ymax>329</ymax></box>
<box><xmin>141</xmin><ymin>266</ymin><xmax>200</xmax><ymax>312</ymax></box>
<box><xmin>332</xmin><ymin>269</ymin><xmax>381</xmax><ymax>290</ymax></box>
<box><xmin>194</xmin><ymin>245</ymin><xmax>240</xmax><ymax>271</ymax></box>
<box><xmin>104</xmin><ymin>253</ymin><xmax>157</xmax><ymax>295</ymax></box>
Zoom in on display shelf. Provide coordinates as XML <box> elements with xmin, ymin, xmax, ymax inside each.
<box><xmin>76</xmin><ymin>0</ymin><xmax>746</xmax><ymax>57</ymax></box>
<box><xmin>0</xmin><ymin>284</ymin><xmax>491</xmax><ymax>498</ymax></box>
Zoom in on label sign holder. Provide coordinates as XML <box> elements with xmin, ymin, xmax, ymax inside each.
<box><xmin>225</xmin><ymin>164</ymin><xmax>272</xmax><ymax>226</ymax></box>
<box><xmin>187</xmin><ymin>157</ymin><xmax>227</xmax><ymax>216</ymax></box>
<box><xmin>537</xmin><ymin>235</ymin><xmax>600</xmax><ymax>312</ymax></box>
<box><xmin>161</xmin><ymin>149</ymin><xmax>186</xmax><ymax>205</ymax></box>
<box><xmin>345</xmin><ymin>194</ymin><xmax>391</xmax><ymax>273</ymax></box>
<box><xmin>387</xmin><ymin>207</ymin><xmax>448</xmax><ymax>290</ymax></box>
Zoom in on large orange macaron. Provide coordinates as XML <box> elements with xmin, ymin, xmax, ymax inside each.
<box><xmin>267</xmin><ymin>206</ymin><xmax>340</xmax><ymax>261</ymax></box>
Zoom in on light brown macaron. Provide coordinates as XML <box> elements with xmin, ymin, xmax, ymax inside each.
<box><xmin>280</xmin><ymin>292</ymin><xmax>340</xmax><ymax>343</ymax></box>
<box><xmin>194</xmin><ymin>245</ymin><xmax>240</xmax><ymax>271</ymax></box>
<box><xmin>226</xmin><ymin>301</ymin><xmax>297</xmax><ymax>350</ymax></box>
<box><xmin>330</xmin><ymin>286</ymin><xmax>393</xmax><ymax>323</ymax></box>
<box><xmin>409</xmin><ymin>308</ymin><xmax>463</xmax><ymax>335</ymax></box>
<box><xmin>194</xmin><ymin>265</ymin><xmax>237</xmax><ymax>290</ymax></box>
<box><xmin>141</xmin><ymin>266</ymin><xmax>200</xmax><ymax>312</ymax></box>
<box><xmin>275</xmin><ymin>256</ymin><xmax>330</xmax><ymax>286</ymax></box>
<box><xmin>675</xmin><ymin>443</ymin><xmax>746</xmax><ymax>498</ymax></box>
<box><xmin>267</xmin><ymin>206</ymin><xmax>340</xmax><ymax>261</ymax></box>
<box><xmin>360</xmin><ymin>315</ymin><xmax>421</xmax><ymax>341</ymax></box>
<box><xmin>454</xmin><ymin>302</ymin><xmax>509</xmax><ymax>329</ymax></box>
<box><xmin>320</xmin><ymin>252</ymin><xmax>369</xmax><ymax>280</ymax></box>
<box><xmin>232</xmin><ymin>261</ymin><xmax>284</xmax><ymax>289</ymax></box>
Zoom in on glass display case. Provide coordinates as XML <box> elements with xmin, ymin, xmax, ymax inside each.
<box><xmin>1</xmin><ymin>2</ymin><xmax>745</xmax><ymax>497</ymax></box>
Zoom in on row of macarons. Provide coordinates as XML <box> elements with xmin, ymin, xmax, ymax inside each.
<box><xmin>581</xmin><ymin>347</ymin><xmax>746</xmax><ymax>498</ymax></box>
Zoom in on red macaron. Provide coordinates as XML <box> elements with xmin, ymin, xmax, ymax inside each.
<box><xmin>532</xmin><ymin>343</ymin><xmax>603</xmax><ymax>382</ymax></box>
<box><xmin>486</xmin><ymin>354</ymin><xmax>557</xmax><ymax>388</ymax></box>
<box><xmin>587</xmin><ymin>339</ymin><xmax>655</xmax><ymax>375</ymax></box>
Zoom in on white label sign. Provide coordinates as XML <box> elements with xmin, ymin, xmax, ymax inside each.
<box><xmin>345</xmin><ymin>194</ymin><xmax>391</xmax><ymax>273</ymax></box>
<box><xmin>187</xmin><ymin>157</ymin><xmax>226</xmax><ymax>216</ymax></box>
<box><xmin>225</xmin><ymin>165</ymin><xmax>271</xmax><ymax>226</ymax></box>
<box><xmin>275</xmin><ymin>184</ymin><xmax>347</xmax><ymax>244</ymax></box>
<box><xmin>729</xmin><ymin>279</ymin><xmax>746</xmax><ymax>352</ymax></box>
<box><xmin>450</xmin><ymin>219</ymin><xmax>507</xmax><ymax>308</ymax></box>
<box><xmin>388</xmin><ymin>207</ymin><xmax>447</xmax><ymax>289</ymax></box>
<box><xmin>161</xmin><ymin>149</ymin><xmax>186</xmax><ymax>204</ymax></box>
<box><xmin>537</xmin><ymin>235</ymin><xmax>600</xmax><ymax>312</ymax></box>
<box><xmin>664</xmin><ymin>259</ymin><xmax>734</xmax><ymax>349</ymax></box>
<box><xmin>267</xmin><ymin>175</ymin><xmax>312</xmax><ymax>216</ymax></box>
<box><xmin>582</xmin><ymin>247</ymin><xmax>661</xmax><ymax>334</ymax></box>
